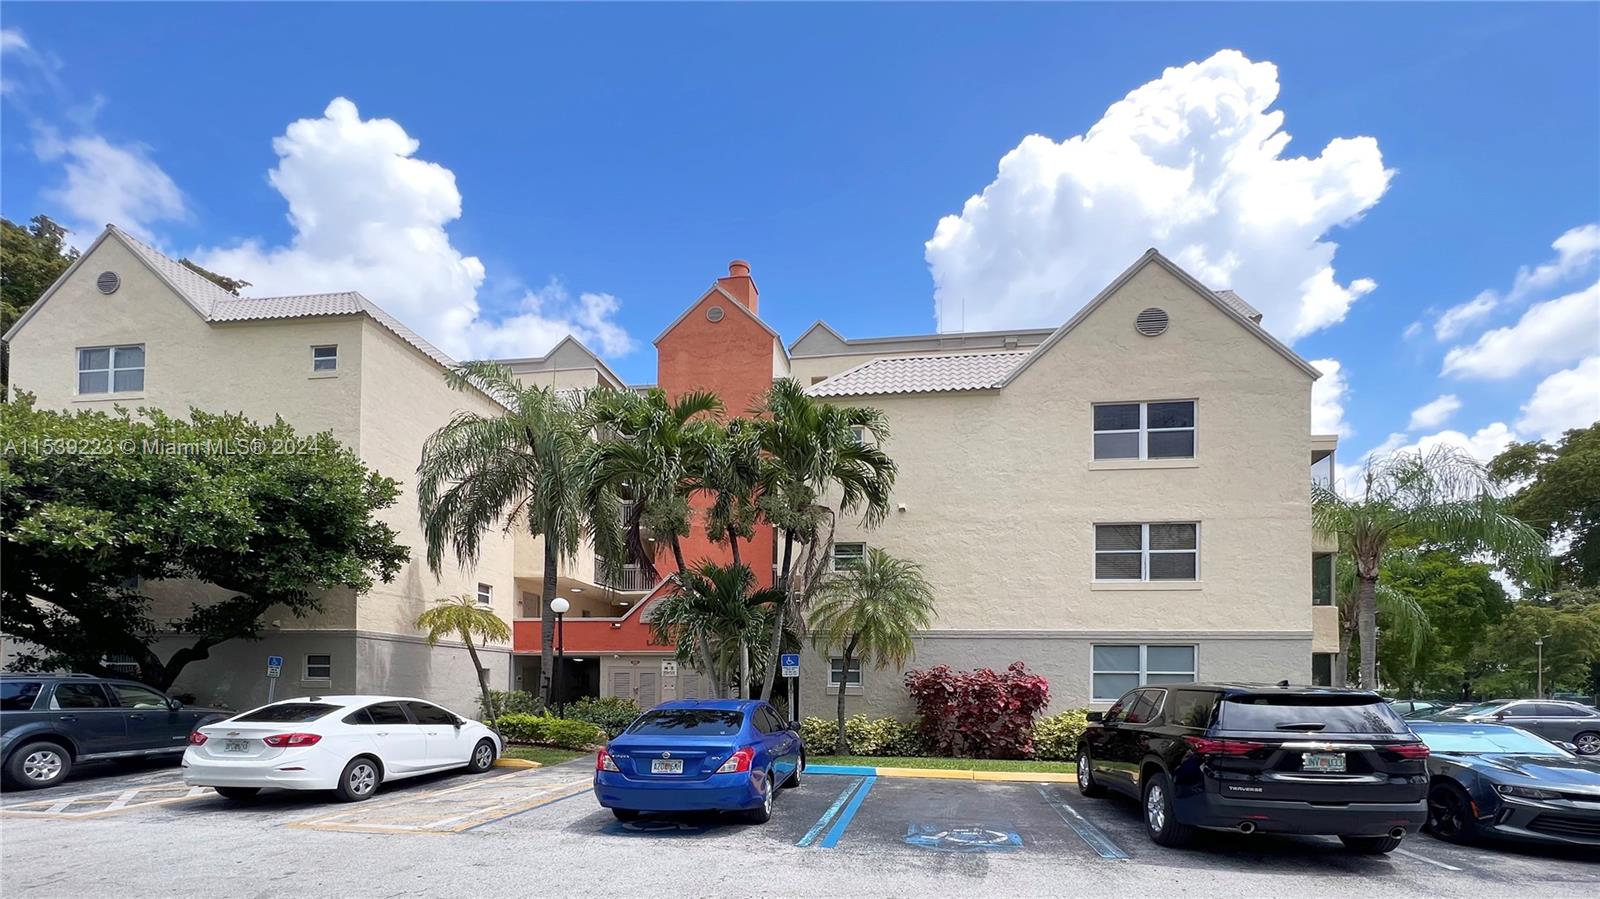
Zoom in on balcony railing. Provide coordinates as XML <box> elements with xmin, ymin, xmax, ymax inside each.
<box><xmin>596</xmin><ymin>558</ymin><xmax>654</xmax><ymax>592</ymax></box>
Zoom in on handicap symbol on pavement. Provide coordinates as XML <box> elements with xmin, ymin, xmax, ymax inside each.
<box><xmin>904</xmin><ymin>823</ymin><xmax>1023</xmax><ymax>852</ymax></box>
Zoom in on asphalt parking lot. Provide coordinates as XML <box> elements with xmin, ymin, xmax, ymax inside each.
<box><xmin>2</xmin><ymin>760</ymin><xmax>1594</xmax><ymax>898</ymax></box>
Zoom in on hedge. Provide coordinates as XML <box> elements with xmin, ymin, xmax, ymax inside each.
<box><xmin>493</xmin><ymin>713</ymin><xmax>605</xmax><ymax>749</ymax></box>
<box><xmin>799</xmin><ymin>709</ymin><xmax>1092</xmax><ymax>761</ymax></box>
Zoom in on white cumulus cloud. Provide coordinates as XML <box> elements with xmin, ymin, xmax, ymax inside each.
<box><xmin>1441</xmin><ymin>281</ymin><xmax>1600</xmax><ymax>379</ymax></box>
<box><xmin>925</xmin><ymin>49</ymin><xmax>1391</xmax><ymax>340</ymax></box>
<box><xmin>198</xmin><ymin>98</ymin><xmax>633</xmax><ymax>361</ymax></box>
<box><xmin>1517</xmin><ymin>356</ymin><xmax>1600</xmax><ymax>441</ymax></box>
<box><xmin>1310</xmin><ymin>358</ymin><xmax>1351</xmax><ymax>438</ymax></box>
<box><xmin>1431</xmin><ymin>223</ymin><xmax>1600</xmax><ymax>341</ymax></box>
<box><xmin>34</xmin><ymin>132</ymin><xmax>187</xmax><ymax>241</ymax></box>
<box><xmin>1407</xmin><ymin>394</ymin><xmax>1461</xmax><ymax>431</ymax></box>
<box><xmin>1433</xmin><ymin>291</ymin><xmax>1496</xmax><ymax>341</ymax></box>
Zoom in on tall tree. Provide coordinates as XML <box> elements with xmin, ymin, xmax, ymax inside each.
<box><xmin>415</xmin><ymin>594</ymin><xmax>512</xmax><ymax>730</ymax></box>
<box><xmin>1</xmin><ymin>394</ymin><xmax>408</xmax><ymax>689</ymax></box>
<box><xmin>1331</xmin><ymin>553</ymin><xmax>1430</xmax><ymax>690</ymax></box>
<box><xmin>1490</xmin><ymin>423</ymin><xmax>1600</xmax><ymax>588</ymax></box>
<box><xmin>1471</xmin><ymin>601</ymin><xmax>1600</xmax><ymax>699</ymax></box>
<box><xmin>1373</xmin><ymin>548</ymin><xmax>1511</xmax><ymax>695</ymax></box>
<box><xmin>587</xmin><ymin>387</ymin><xmax>722</xmax><ymax>581</ymax></box>
<box><xmin>751</xmin><ymin>379</ymin><xmax>896</xmax><ymax>702</ymax></box>
<box><xmin>648</xmin><ymin>562</ymin><xmax>781</xmax><ymax>698</ymax></box>
<box><xmin>701</xmin><ymin>417</ymin><xmax>763</xmax><ymax>571</ymax></box>
<box><xmin>1314</xmin><ymin>446</ymin><xmax>1550</xmax><ymax>689</ymax></box>
<box><xmin>417</xmin><ymin>363</ymin><xmax>624</xmax><ymax>705</ymax></box>
<box><xmin>1</xmin><ymin>215</ymin><xmax>77</xmax><ymax>333</ymax></box>
<box><xmin>808</xmin><ymin>548</ymin><xmax>936</xmax><ymax>754</ymax></box>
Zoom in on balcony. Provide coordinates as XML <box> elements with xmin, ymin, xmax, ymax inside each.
<box><xmin>596</xmin><ymin>558</ymin><xmax>655</xmax><ymax>592</ymax></box>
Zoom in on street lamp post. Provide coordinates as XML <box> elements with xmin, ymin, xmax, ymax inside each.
<box><xmin>551</xmin><ymin>597</ymin><xmax>570</xmax><ymax>717</ymax></box>
<box><xmin>1535</xmin><ymin>634</ymin><xmax>1553</xmax><ymax>699</ymax></box>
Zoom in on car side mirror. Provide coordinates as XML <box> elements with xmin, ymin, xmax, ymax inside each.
<box><xmin>1494</xmin><ymin>711</ymin><xmax>1506</xmax><ymax>720</ymax></box>
<box><xmin>1559</xmin><ymin>741</ymin><xmax>1578</xmax><ymax>752</ymax></box>
<box><xmin>788</xmin><ymin>721</ymin><xmax>800</xmax><ymax>731</ymax></box>
<box><xmin>167</xmin><ymin>698</ymin><xmax>183</xmax><ymax>711</ymax></box>
<box><xmin>1086</xmin><ymin>711</ymin><xmax>1104</xmax><ymax>723</ymax></box>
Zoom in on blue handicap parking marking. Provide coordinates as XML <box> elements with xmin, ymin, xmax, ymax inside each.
<box><xmin>904</xmin><ymin>823</ymin><xmax>1024</xmax><ymax>853</ymax></box>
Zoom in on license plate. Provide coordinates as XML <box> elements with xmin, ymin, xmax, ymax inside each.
<box><xmin>1302</xmin><ymin>751</ymin><xmax>1346</xmax><ymax>773</ymax></box>
<box><xmin>224</xmin><ymin>740</ymin><xmax>249</xmax><ymax>753</ymax></box>
<box><xmin>651</xmin><ymin>759</ymin><xmax>684</xmax><ymax>774</ymax></box>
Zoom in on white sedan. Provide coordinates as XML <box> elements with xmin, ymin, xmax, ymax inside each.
<box><xmin>182</xmin><ymin>695</ymin><xmax>501</xmax><ymax>802</ymax></box>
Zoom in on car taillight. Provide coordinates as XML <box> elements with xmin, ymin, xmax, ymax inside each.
<box><xmin>1387</xmin><ymin>742</ymin><xmax>1430</xmax><ymax>760</ymax></box>
<box><xmin>1183</xmin><ymin>736</ymin><xmax>1268</xmax><ymax>756</ymax></box>
<box><xmin>596</xmin><ymin>749</ymin><xmax>619</xmax><ymax>772</ymax></box>
<box><xmin>716</xmin><ymin>747</ymin><xmax>755</xmax><ymax>774</ymax></box>
<box><xmin>262</xmin><ymin>733</ymin><xmax>322</xmax><ymax>747</ymax></box>
<box><xmin>189</xmin><ymin>731</ymin><xmax>208</xmax><ymax>746</ymax></box>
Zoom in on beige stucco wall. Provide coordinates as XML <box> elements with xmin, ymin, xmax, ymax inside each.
<box><xmin>1311</xmin><ymin>604</ymin><xmax>1342</xmax><ymax>653</ymax></box>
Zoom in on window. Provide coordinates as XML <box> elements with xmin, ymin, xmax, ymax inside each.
<box><xmin>109</xmin><ymin>683</ymin><xmax>169</xmax><ymax>709</ymax></box>
<box><xmin>1</xmin><ymin>681</ymin><xmax>43</xmax><ymax>711</ymax></box>
<box><xmin>626</xmin><ymin>709</ymin><xmax>745</xmax><ymax>736</ymax></box>
<box><xmin>831</xmin><ymin>542</ymin><xmax>865</xmax><ymax>571</ymax></box>
<box><xmin>51</xmin><ymin>682</ymin><xmax>111</xmax><ymax>709</ymax></box>
<box><xmin>1312</xmin><ymin>554</ymin><xmax>1334</xmax><ymax>605</ymax></box>
<box><xmin>476</xmin><ymin>583</ymin><xmax>493</xmax><ymax>606</ymax></box>
<box><xmin>1220</xmin><ymin>695</ymin><xmax>1409</xmax><ymax>735</ymax></box>
<box><xmin>361</xmin><ymin>702</ymin><xmax>411</xmax><ymax>725</ymax></box>
<box><xmin>829</xmin><ymin>657</ymin><xmax>863</xmax><ymax>688</ymax></box>
<box><xmin>850</xmin><ymin>425</ymin><xmax>867</xmax><ymax>444</ymax></box>
<box><xmin>1092</xmin><ymin>644</ymin><xmax>1196</xmax><ymax>701</ymax></box>
<box><xmin>1123</xmin><ymin>690</ymin><xmax>1162</xmax><ymax>724</ymax></box>
<box><xmin>311</xmin><ymin>345</ymin><xmax>338</xmax><ymax>372</ymax></box>
<box><xmin>1092</xmin><ymin>400</ymin><xmax>1194</xmax><ymax>460</ymax></box>
<box><xmin>1312</xmin><ymin>653</ymin><xmax>1335</xmax><ymax>687</ymax></box>
<box><xmin>406</xmin><ymin>702</ymin><xmax>458</xmax><ymax>726</ymax></box>
<box><xmin>304</xmin><ymin>654</ymin><xmax>332</xmax><ymax>680</ymax></box>
<box><xmin>240</xmin><ymin>703</ymin><xmax>340</xmax><ymax>723</ymax></box>
<box><xmin>1094</xmin><ymin>523</ymin><xmax>1198</xmax><ymax>581</ymax></box>
<box><xmin>77</xmin><ymin>345</ymin><xmax>145</xmax><ymax>394</ymax></box>
<box><xmin>1166</xmin><ymin>689</ymin><xmax>1219</xmax><ymax>729</ymax></box>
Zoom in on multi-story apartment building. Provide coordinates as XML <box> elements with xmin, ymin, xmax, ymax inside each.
<box><xmin>4</xmin><ymin>224</ymin><xmax>1339</xmax><ymax>715</ymax></box>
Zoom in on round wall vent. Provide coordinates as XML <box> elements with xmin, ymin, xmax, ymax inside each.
<box><xmin>96</xmin><ymin>271</ymin><xmax>122</xmax><ymax>295</ymax></box>
<box><xmin>706</xmin><ymin>305</ymin><xmax>726</xmax><ymax>322</ymax></box>
<box><xmin>1135</xmin><ymin>307</ymin><xmax>1169</xmax><ymax>336</ymax></box>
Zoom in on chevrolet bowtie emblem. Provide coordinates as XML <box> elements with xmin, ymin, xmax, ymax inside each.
<box><xmin>662</xmin><ymin>752</ymin><xmax>671</xmax><ymax>759</ymax></box>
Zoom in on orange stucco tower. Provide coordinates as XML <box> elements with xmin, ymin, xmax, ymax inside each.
<box><xmin>654</xmin><ymin>261</ymin><xmax>785</xmax><ymax>587</ymax></box>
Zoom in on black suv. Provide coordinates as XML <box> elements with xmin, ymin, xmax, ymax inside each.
<box><xmin>1</xmin><ymin>673</ymin><xmax>229</xmax><ymax>789</ymax></box>
<box><xmin>1076</xmin><ymin>683</ymin><xmax>1429</xmax><ymax>853</ymax></box>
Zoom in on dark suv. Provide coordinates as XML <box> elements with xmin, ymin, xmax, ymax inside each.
<box><xmin>1076</xmin><ymin>683</ymin><xmax>1429</xmax><ymax>853</ymax></box>
<box><xmin>1</xmin><ymin>673</ymin><xmax>229</xmax><ymax>789</ymax></box>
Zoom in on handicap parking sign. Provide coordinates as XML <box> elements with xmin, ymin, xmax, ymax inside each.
<box><xmin>780</xmin><ymin>653</ymin><xmax>800</xmax><ymax>678</ymax></box>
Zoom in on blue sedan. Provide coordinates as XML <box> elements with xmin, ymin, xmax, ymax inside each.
<box><xmin>594</xmin><ymin>699</ymin><xmax>804</xmax><ymax>823</ymax></box>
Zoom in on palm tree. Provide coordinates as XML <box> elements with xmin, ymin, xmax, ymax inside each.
<box><xmin>415</xmin><ymin>594</ymin><xmax>511</xmax><ymax>727</ymax></box>
<box><xmin>808</xmin><ymin>548</ymin><xmax>935</xmax><ymax>754</ymax></box>
<box><xmin>417</xmin><ymin>362</ymin><xmax>625</xmax><ymax>705</ymax></box>
<box><xmin>587</xmin><ymin>387</ymin><xmax>724</xmax><ymax>583</ymax></box>
<box><xmin>649</xmin><ymin>562</ymin><xmax>782</xmax><ymax>697</ymax></box>
<box><xmin>700</xmin><ymin>417</ymin><xmax>763</xmax><ymax>571</ymax></box>
<box><xmin>1331</xmin><ymin>554</ymin><xmax>1429</xmax><ymax>688</ymax></box>
<box><xmin>1312</xmin><ymin>445</ymin><xmax>1549</xmax><ymax>689</ymax></box>
<box><xmin>751</xmin><ymin>379</ymin><xmax>897</xmax><ymax>702</ymax></box>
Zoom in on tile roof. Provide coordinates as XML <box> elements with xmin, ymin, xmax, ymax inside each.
<box><xmin>110</xmin><ymin>226</ymin><xmax>243</xmax><ymax>318</ymax></box>
<box><xmin>807</xmin><ymin>351</ymin><xmax>1031</xmax><ymax>397</ymax></box>
<box><xmin>1213</xmin><ymin>289</ymin><xmax>1263</xmax><ymax>323</ymax></box>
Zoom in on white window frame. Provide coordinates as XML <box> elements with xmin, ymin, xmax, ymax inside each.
<box><xmin>1092</xmin><ymin>400</ymin><xmax>1196</xmax><ymax>461</ymax></box>
<box><xmin>476</xmin><ymin>583</ymin><xmax>493</xmax><ymax>606</ymax></box>
<box><xmin>829</xmin><ymin>657</ymin><xmax>863</xmax><ymax>687</ymax></box>
<box><xmin>1091</xmin><ymin>644</ymin><xmax>1198</xmax><ymax>702</ymax></box>
<box><xmin>77</xmin><ymin>344</ymin><xmax>145</xmax><ymax>395</ymax></box>
<box><xmin>831</xmin><ymin>542</ymin><xmax>865</xmax><ymax>572</ymax></box>
<box><xmin>311</xmin><ymin>345</ymin><xmax>338</xmax><ymax>373</ymax></box>
<box><xmin>304</xmin><ymin>654</ymin><xmax>332</xmax><ymax>680</ymax></box>
<box><xmin>1093</xmin><ymin>523</ymin><xmax>1199</xmax><ymax>582</ymax></box>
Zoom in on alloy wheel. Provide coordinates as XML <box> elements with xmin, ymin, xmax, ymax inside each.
<box><xmin>474</xmin><ymin>743</ymin><xmax>493</xmax><ymax>769</ymax></box>
<box><xmin>349</xmin><ymin>762</ymin><xmax>377</xmax><ymax>796</ymax></box>
<box><xmin>1428</xmin><ymin>791</ymin><xmax>1463</xmax><ymax>839</ymax></box>
<box><xmin>1575</xmin><ymin>733</ymin><xmax>1600</xmax><ymax>756</ymax></box>
<box><xmin>1078</xmin><ymin>752</ymin><xmax>1092</xmax><ymax>788</ymax></box>
<box><xmin>1145</xmin><ymin>783</ymin><xmax>1166</xmax><ymax>833</ymax></box>
<box><xmin>22</xmin><ymin>749</ymin><xmax>63</xmax><ymax>784</ymax></box>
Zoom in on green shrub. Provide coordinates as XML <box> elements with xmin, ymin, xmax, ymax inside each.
<box><xmin>494</xmin><ymin>713</ymin><xmax>548</xmax><ymax>744</ymax></box>
<box><xmin>799</xmin><ymin>716</ymin><xmax>837</xmax><ymax>751</ymax></box>
<box><xmin>481</xmin><ymin>690</ymin><xmax>543</xmax><ymax>719</ymax></box>
<box><xmin>799</xmin><ymin>715</ymin><xmax>921</xmax><ymax>756</ymax></box>
<box><xmin>541</xmin><ymin>717</ymin><xmax>606</xmax><ymax>749</ymax></box>
<box><xmin>562</xmin><ymin>695</ymin><xmax>643</xmax><ymax>738</ymax></box>
<box><xmin>1032</xmin><ymin>709</ymin><xmax>1090</xmax><ymax>761</ymax></box>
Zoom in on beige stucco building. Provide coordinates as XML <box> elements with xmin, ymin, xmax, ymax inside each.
<box><xmin>4</xmin><ymin>225</ymin><xmax>1339</xmax><ymax>716</ymax></box>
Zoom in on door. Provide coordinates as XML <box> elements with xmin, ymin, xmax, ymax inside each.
<box><xmin>1089</xmin><ymin>691</ymin><xmax>1136</xmax><ymax>793</ymax></box>
<box><xmin>1108</xmin><ymin>690</ymin><xmax>1161</xmax><ymax>792</ymax></box>
<box><xmin>1495</xmin><ymin>702</ymin><xmax>1542</xmax><ymax>734</ymax></box>
<box><xmin>1530</xmin><ymin>703</ymin><xmax>1586</xmax><ymax>741</ymax></box>
<box><xmin>106</xmin><ymin>682</ymin><xmax>185</xmax><ymax>753</ymax></box>
<box><xmin>611</xmin><ymin>667</ymin><xmax>663</xmax><ymax>708</ymax></box>
<box><xmin>757</xmin><ymin>706</ymin><xmax>801</xmax><ymax>782</ymax></box>
<box><xmin>406</xmin><ymin>701</ymin><xmax>471</xmax><ymax>767</ymax></box>
<box><xmin>48</xmin><ymin>682</ymin><xmax>126</xmax><ymax>757</ymax></box>
<box><xmin>356</xmin><ymin>701</ymin><xmax>429</xmax><ymax>774</ymax></box>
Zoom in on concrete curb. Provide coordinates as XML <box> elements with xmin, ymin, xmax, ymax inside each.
<box><xmin>809</xmin><ymin>763</ymin><xmax>1076</xmax><ymax>784</ymax></box>
<box><xmin>493</xmin><ymin>758</ymin><xmax>542</xmax><ymax>769</ymax></box>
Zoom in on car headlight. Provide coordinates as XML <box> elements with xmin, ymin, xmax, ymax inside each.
<box><xmin>1496</xmin><ymin>784</ymin><xmax>1560</xmax><ymax>800</ymax></box>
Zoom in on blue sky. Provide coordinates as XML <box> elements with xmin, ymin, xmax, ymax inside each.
<box><xmin>3</xmin><ymin>2</ymin><xmax>1597</xmax><ymax>478</ymax></box>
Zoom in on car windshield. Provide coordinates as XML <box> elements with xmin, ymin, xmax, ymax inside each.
<box><xmin>1219</xmin><ymin>696</ymin><xmax>1410</xmax><ymax>734</ymax></box>
<box><xmin>1415</xmin><ymin>726</ymin><xmax>1569</xmax><ymax>756</ymax></box>
<box><xmin>233</xmin><ymin>702</ymin><xmax>340</xmax><ymax>723</ymax></box>
<box><xmin>625</xmin><ymin>709</ymin><xmax>745</xmax><ymax>736</ymax></box>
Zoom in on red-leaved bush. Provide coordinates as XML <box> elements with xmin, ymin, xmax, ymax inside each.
<box><xmin>903</xmin><ymin>662</ymin><xmax>1051</xmax><ymax>759</ymax></box>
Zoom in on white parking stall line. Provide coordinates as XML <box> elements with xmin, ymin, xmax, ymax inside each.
<box><xmin>1395</xmin><ymin>847</ymin><xmax>1463</xmax><ymax>872</ymax></box>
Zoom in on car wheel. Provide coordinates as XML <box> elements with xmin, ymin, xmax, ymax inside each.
<box><xmin>611</xmin><ymin>808</ymin><xmax>640</xmax><ymax>821</ymax></box>
<box><xmin>1077</xmin><ymin>747</ymin><xmax>1106</xmax><ymax>798</ymax></box>
<box><xmin>1340</xmin><ymin>834</ymin><xmax>1403</xmax><ymax>854</ymax></box>
<box><xmin>785</xmin><ymin>754</ymin><xmax>804</xmax><ymax>788</ymax></box>
<box><xmin>1141</xmin><ymin>770</ymin><xmax>1194</xmax><ymax>848</ymax></box>
<box><xmin>335</xmin><ymin>756</ymin><xmax>381</xmax><ymax>802</ymax></box>
<box><xmin>746</xmin><ymin>773</ymin><xmax>774</xmax><ymax>824</ymax></box>
<box><xmin>214</xmin><ymin>787</ymin><xmax>260</xmax><ymax>801</ymax></box>
<box><xmin>1426</xmin><ymin>783</ymin><xmax>1478</xmax><ymax>844</ymax></box>
<box><xmin>1573</xmin><ymin>731</ymin><xmax>1600</xmax><ymax>756</ymax></box>
<box><xmin>5</xmin><ymin>741</ymin><xmax>72</xmax><ymax>790</ymax></box>
<box><xmin>468</xmin><ymin>739</ymin><xmax>496</xmax><ymax>773</ymax></box>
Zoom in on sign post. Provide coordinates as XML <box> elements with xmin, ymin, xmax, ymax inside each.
<box><xmin>780</xmin><ymin>653</ymin><xmax>800</xmax><ymax>723</ymax></box>
<box><xmin>266</xmin><ymin>655</ymin><xmax>283</xmax><ymax>703</ymax></box>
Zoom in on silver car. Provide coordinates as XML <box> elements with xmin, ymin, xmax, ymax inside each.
<box><xmin>1437</xmin><ymin>700</ymin><xmax>1600</xmax><ymax>756</ymax></box>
